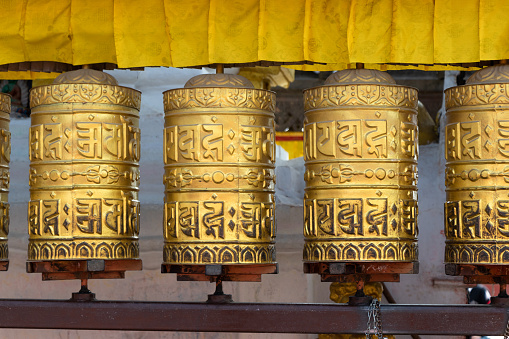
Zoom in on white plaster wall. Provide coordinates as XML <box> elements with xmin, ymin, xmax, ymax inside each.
<box><xmin>0</xmin><ymin>68</ymin><xmax>465</xmax><ymax>338</ymax></box>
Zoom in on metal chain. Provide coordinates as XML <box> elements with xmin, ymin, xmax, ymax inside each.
<box><xmin>365</xmin><ymin>300</ymin><xmax>373</xmax><ymax>338</ymax></box>
<box><xmin>374</xmin><ymin>299</ymin><xmax>383</xmax><ymax>339</ymax></box>
<box><xmin>366</xmin><ymin>299</ymin><xmax>384</xmax><ymax>339</ymax></box>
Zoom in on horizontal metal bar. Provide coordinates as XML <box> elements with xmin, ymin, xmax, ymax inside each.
<box><xmin>0</xmin><ymin>299</ymin><xmax>506</xmax><ymax>335</ymax></box>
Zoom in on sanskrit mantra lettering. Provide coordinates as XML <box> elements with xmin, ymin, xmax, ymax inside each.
<box><xmin>29</xmin><ymin>197</ymin><xmax>140</xmax><ymax>237</ymax></box>
<box><xmin>446</xmin><ymin>121</ymin><xmax>482</xmax><ymax>161</ymax></box>
<box><xmin>304</xmin><ymin>198</ymin><xmax>416</xmax><ymax>238</ymax></box>
<box><xmin>445</xmin><ymin>120</ymin><xmax>509</xmax><ymax>160</ymax></box>
<box><xmin>304</xmin><ymin>119</ymin><xmax>417</xmax><ymax>160</ymax></box>
<box><xmin>29</xmin><ymin>119</ymin><xmax>140</xmax><ymax>161</ymax></box>
<box><xmin>164</xmin><ymin>201</ymin><xmax>275</xmax><ymax>241</ymax></box>
<box><xmin>164</xmin><ymin>123</ymin><xmax>274</xmax><ymax>163</ymax></box>
<box><xmin>445</xmin><ymin>199</ymin><xmax>509</xmax><ymax>240</ymax></box>
<box><xmin>305</xmin><ymin>119</ymin><xmax>394</xmax><ymax>160</ymax></box>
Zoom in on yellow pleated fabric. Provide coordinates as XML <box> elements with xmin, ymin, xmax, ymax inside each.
<box><xmin>434</xmin><ymin>0</ymin><xmax>480</xmax><ymax>63</ymax></box>
<box><xmin>24</xmin><ymin>0</ymin><xmax>72</xmax><ymax>63</ymax></box>
<box><xmin>71</xmin><ymin>0</ymin><xmax>116</xmax><ymax>65</ymax></box>
<box><xmin>0</xmin><ymin>71</ymin><xmax>61</xmax><ymax>80</ymax></box>
<box><xmin>0</xmin><ymin>0</ymin><xmax>27</xmax><ymax>65</ymax></box>
<box><xmin>479</xmin><ymin>0</ymin><xmax>509</xmax><ymax>61</ymax></box>
<box><xmin>115</xmin><ymin>0</ymin><xmax>172</xmax><ymax>67</ymax></box>
<box><xmin>1</xmin><ymin>0</ymin><xmax>509</xmax><ymax>77</ymax></box>
<box><xmin>164</xmin><ymin>0</ymin><xmax>209</xmax><ymax>67</ymax></box>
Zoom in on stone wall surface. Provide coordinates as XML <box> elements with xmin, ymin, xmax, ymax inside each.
<box><xmin>0</xmin><ymin>68</ymin><xmax>464</xmax><ymax>338</ymax></box>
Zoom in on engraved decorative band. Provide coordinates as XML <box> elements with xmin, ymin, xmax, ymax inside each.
<box><xmin>163</xmin><ymin>88</ymin><xmax>276</xmax><ymax>112</ymax></box>
<box><xmin>445</xmin><ymin>84</ymin><xmax>509</xmax><ymax>110</ymax></box>
<box><xmin>30</xmin><ymin>84</ymin><xmax>141</xmax><ymax>110</ymax></box>
<box><xmin>445</xmin><ymin>243</ymin><xmax>509</xmax><ymax>264</ymax></box>
<box><xmin>28</xmin><ymin>240</ymin><xmax>139</xmax><ymax>260</ymax></box>
<box><xmin>0</xmin><ymin>242</ymin><xmax>7</xmax><ymax>260</ymax></box>
<box><xmin>303</xmin><ymin>85</ymin><xmax>418</xmax><ymax>111</ymax></box>
<box><xmin>163</xmin><ymin>243</ymin><xmax>276</xmax><ymax>264</ymax></box>
<box><xmin>0</xmin><ymin>94</ymin><xmax>10</xmax><ymax>114</ymax></box>
<box><xmin>29</xmin><ymin>164</ymin><xmax>140</xmax><ymax>188</ymax></box>
<box><xmin>164</xmin><ymin>167</ymin><xmax>275</xmax><ymax>191</ymax></box>
<box><xmin>303</xmin><ymin>241</ymin><xmax>417</xmax><ymax>262</ymax></box>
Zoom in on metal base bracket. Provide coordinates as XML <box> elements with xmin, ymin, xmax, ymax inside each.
<box><xmin>161</xmin><ymin>263</ymin><xmax>278</xmax><ymax>282</ymax></box>
<box><xmin>27</xmin><ymin>259</ymin><xmax>142</xmax><ymax>281</ymax></box>
<box><xmin>0</xmin><ymin>260</ymin><xmax>8</xmax><ymax>271</ymax></box>
<box><xmin>304</xmin><ymin>261</ymin><xmax>418</xmax><ymax>282</ymax></box>
<box><xmin>445</xmin><ymin>263</ymin><xmax>509</xmax><ymax>284</ymax></box>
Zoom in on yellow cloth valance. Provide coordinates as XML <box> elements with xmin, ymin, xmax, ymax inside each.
<box><xmin>0</xmin><ymin>0</ymin><xmax>508</xmax><ymax>75</ymax></box>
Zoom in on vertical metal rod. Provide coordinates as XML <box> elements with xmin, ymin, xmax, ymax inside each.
<box><xmin>214</xmin><ymin>278</ymin><xmax>224</xmax><ymax>295</ymax></box>
<box><xmin>355</xmin><ymin>278</ymin><xmax>365</xmax><ymax>297</ymax></box>
<box><xmin>71</xmin><ymin>278</ymin><xmax>95</xmax><ymax>301</ymax></box>
<box><xmin>80</xmin><ymin>279</ymin><xmax>90</xmax><ymax>294</ymax></box>
<box><xmin>82</xmin><ymin>64</ymin><xmax>91</xmax><ymax>69</ymax></box>
<box><xmin>499</xmin><ymin>283</ymin><xmax>508</xmax><ymax>297</ymax></box>
<box><xmin>216</xmin><ymin>64</ymin><xmax>224</xmax><ymax>74</ymax></box>
<box><xmin>381</xmin><ymin>282</ymin><xmax>396</xmax><ymax>303</ymax></box>
<box><xmin>207</xmin><ymin>277</ymin><xmax>232</xmax><ymax>303</ymax></box>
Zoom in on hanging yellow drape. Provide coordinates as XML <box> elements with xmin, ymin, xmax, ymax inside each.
<box><xmin>0</xmin><ymin>0</ymin><xmax>508</xmax><ymax>76</ymax></box>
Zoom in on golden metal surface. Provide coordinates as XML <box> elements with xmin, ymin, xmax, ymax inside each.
<box><xmin>303</xmin><ymin>69</ymin><xmax>419</xmax><ymax>262</ymax></box>
<box><xmin>30</xmin><ymin>68</ymin><xmax>139</xmax><ymax>109</ymax></box>
<box><xmin>0</xmin><ymin>93</ymin><xmax>10</xmax><ymax>260</ymax></box>
<box><xmin>417</xmin><ymin>101</ymin><xmax>438</xmax><ymax>145</ymax></box>
<box><xmin>162</xmin><ymin>74</ymin><xmax>276</xmax><ymax>264</ymax></box>
<box><xmin>28</xmin><ymin>69</ymin><xmax>141</xmax><ymax>260</ymax></box>
<box><xmin>444</xmin><ymin>65</ymin><xmax>509</xmax><ymax>264</ymax></box>
<box><xmin>238</xmin><ymin>66</ymin><xmax>295</xmax><ymax>90</ymax></box>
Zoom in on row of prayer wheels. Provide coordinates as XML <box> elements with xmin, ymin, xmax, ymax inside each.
<box><xmin>0</xmin><ymin>65</ymin><xmax>507</xmax><ymax>282</ymax></box>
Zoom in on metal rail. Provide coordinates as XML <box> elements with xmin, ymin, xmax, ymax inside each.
<box><xmin>0</xmin><ymin>299</ymin><xmax>506</xmax><ymax>335</ymax></box>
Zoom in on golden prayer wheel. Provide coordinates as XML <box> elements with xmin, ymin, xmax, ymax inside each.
<box><xmin>303</xmin><ymin>69</ymin><xmax>419</xmax><ymax>263</ymax></box>
<box><xmin>28</xmin><ymin>69</ymin><xmax>141</xmax><ymax>261</ymax></box>
<box><xmin>444</xmin><ymin>65</ymin><xmax>509</xmax><ymax>265</ymax></box>
<box><xmin>162</xmin><ymin>73</ymin><xmax>276</xmax><ymax>265</ymax></box>
<box><xmin>0</xmin><ymin>93</ymin><xmax>10</xmax><ymax>262</ymax></box>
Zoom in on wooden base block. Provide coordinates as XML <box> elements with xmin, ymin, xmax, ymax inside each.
<box><xmin>304</xmin><ymin>261</ymin><xmax>419</xmax><ymax>283</ymax></box>
<box><xmin>27</xmin><ymin>259</ymin><xmax>142</xmax><ymax>281</ymax></box>
<box><xmin>445</xmin><ymin>263</ymin><xmax>509</xmax><ymax>284</ymax></box>
<box><xmin>0</xmin><ymin>260</ymin><xmax>8</xmax><ymax>271</ymax></box>
<box><xmin>161</xmin><ymin>263</ymin><xmax>278</xmax><ymax>282</ymax></box>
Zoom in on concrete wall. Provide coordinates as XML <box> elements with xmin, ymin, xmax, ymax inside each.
<box><xmin>0</xmin><ymin>68</ymin><xmax>465</xmax><ymax>338</ymax></box>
